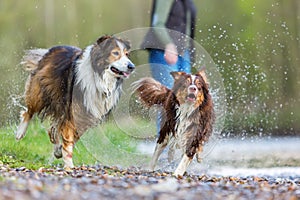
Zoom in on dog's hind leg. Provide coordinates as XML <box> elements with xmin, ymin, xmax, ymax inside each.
<box><xmin>60</xmin><ymin>121</ymin><xmax>77</xmax><ymax>170</ymax></box>
<box><xmin>149</xmin><ymin>138</ymin><xmax>168</xmax><ymax>171</ymax></box>
<box><xmin>174</xmin><ymin>154</ymin><xmax>192</xmax><ymax>177</ymax></box>
<box><xmin>15</xmin><ymin>110</ymin><xmax>33</xmax><ymax>140</ymax></box>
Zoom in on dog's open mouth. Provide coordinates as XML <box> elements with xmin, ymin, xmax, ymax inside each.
<box><xmin>110</xmin><ymin>66</ymin><xmax>131</xmax><ymax>77</ymax></box>
<box><xmin>187</xmin><ymin>93</ymin><xmax>196</xmax><ymax>102</ymax></box>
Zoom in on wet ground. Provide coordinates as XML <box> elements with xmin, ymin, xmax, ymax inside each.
<box><xmin>138</xmin><ymin>137</ymin><xmax>300</xmax><ymax>174</ymax></box>
<box><xmin>1</xmin><ymin>164</ymin><xmax>299</xmax><ymax>200</ymax></box>
<box><xmin>1</xmin><ymin>137</ymin><xmax>300</xmax><ymax>199</ymax></box>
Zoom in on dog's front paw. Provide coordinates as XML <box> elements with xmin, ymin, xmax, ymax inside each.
<box><xmin>148</xmin><ymin>166</ymin><xmax>155</xmax><ymax>172</ymax></box>
<box><xmin>173</xmin><ymin>173</ymin><xmax>184</xmax><ymax>179</ymax></box>
<box><xmin>174</xmin><ymin>168</ymin><xmax>185</xmax><ymax>178</ymax></box>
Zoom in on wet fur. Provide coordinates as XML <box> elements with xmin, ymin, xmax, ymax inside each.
<box><xmin>133</xmin><ymin>70</ymin><xmax>215</xmax><ymax>176</ymax></box>
<box><xmin>16</xmin><ymin>36</ymin><xmax>134</xmax><ymax>169</ymax></box>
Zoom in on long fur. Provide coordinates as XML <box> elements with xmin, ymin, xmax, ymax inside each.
<box><xmin>16</xmin><ymin>36</ymin><xmax>134</xmax><ymax>169</ymax></box>
<box><xmin>133</xmin><ymin>71</ymin><xmax>215</xmax><ymax>176</ymax></box>
<box><xmin>75</xmin><ymin>45</ymin><xmax>121</xmax><ymax>119</ymax></box>
<box><xmin>132</xmin><ymin>78</ymin><xmax>178</xmax><ymax>144</ymax></box>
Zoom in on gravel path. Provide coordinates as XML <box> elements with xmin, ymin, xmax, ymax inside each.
<box><xmin>1</xmin><ymin>137</ymin><xmax>300</xmax><ymax>199</ymax></box>
<box><xmin>1</xmin><ymin>164</ymin><xmax>299</xmax><ymax>200</ymax></box>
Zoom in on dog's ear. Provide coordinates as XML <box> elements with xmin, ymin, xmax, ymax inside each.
<box><xmin>196</xmin><ymin>67</ymin><xmax>208</xmax><ymax>85</ymax></box>
<box><xmin>96</xmin><ymin>35</ymin><xmax>112</xmax><ymax>45</ymax></box>
<box><xmin>118</xmin><ymin>38</ymin><xmax>131</xmax><ymax>50</ymax></box>
<box><xmin>171</xmin><ymin>71</ymin><xmax>186</xmax><ymax>81</ymax></box>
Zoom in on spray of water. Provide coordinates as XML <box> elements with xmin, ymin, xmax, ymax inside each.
<box><xmin>78</xmin><ymin>28</ymin><xmax>226</xmax><ymax>171</ymax></box>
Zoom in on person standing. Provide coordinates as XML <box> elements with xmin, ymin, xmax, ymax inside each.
<box><xmin>141</xmin><ymin>0</ymin><xmax>197</xmax><ymax>89</ymax></box>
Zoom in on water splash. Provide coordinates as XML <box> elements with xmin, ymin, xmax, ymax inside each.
<box><xmin>79</xmin><ymin>28</ymin><xmax>226</xmax><ymax>171</ymax></box>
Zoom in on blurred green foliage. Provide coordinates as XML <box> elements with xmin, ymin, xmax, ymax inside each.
<box><xmin>0</xmin><ymin>0</ymin><xmax>299</xmax><ymax>136</ymax></box>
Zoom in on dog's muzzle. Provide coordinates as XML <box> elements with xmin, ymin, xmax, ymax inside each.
<box><xmin>123</xmin><ymin>61</ymin><xmax>135</xmax><ymax>78</ymax></box>
<box><xmin>186</xmin><ymin>85</ymin><xmax>198</xmax><ymax>102</ymax></box>
<box><xmin>110</xmin><ymin>57</ymin><xmax>135</xmax><ymax>78</ymax></box>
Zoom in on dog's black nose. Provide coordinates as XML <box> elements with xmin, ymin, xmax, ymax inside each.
<box><xmin>127</xmin><ymin>62</ymin><xmax>135</xmax><ymax>70</ymax></box>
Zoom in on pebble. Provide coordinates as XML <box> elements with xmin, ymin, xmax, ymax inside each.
<box><xmin>0</xmin><ymin>164</ymin><xmax>299</xmax><ymax>199</ymax></box>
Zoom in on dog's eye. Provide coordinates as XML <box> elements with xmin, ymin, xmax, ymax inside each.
<box><xmin>185</xmin><ymin>79</ymin><xmax>190</xmax><ymax>85</ymax></box>
<box><xmin>196</xmin><ymin>81</ymin><xmax>201</xmax><ymax>88</ymax></box>
<box><xmin>195</xmin><ymin>78</ymin><xmax>201</xmax><ymax>85</ymax></box>
<box><xmin>112</xmin><ymin>51</ymin><xmax>119</xmax><ymax>56</ymax></box>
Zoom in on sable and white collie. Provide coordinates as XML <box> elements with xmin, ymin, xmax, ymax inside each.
<box><xmin>133</xmin><ymin>70</ymin><xmax>215</xmax><ymax>176</ymax></box>
<box><xmin>16</xmin><ymin>35</ymin><xmax>135</xmax><ymax>169</ymax></box>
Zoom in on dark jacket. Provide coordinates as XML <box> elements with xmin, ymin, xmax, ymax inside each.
<box><xmin>141</xmin><ymin>0</ymin><xmax>197</xmax><ymax>54</ymax></box>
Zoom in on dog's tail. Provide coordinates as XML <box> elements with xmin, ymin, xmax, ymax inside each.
<box><xmin>21</xmin><ymin>49</ymin><xmax>48</xmax><ymax>71</ymax></box>
<box><xmin>132</xmin><ymin>77</ymin><xmax>178</xmax><ymax>143</ymax></box>
<box><xmin>132</xmin><ymin>77</ymin><xmax>172</xmax><ymax>107</ymax></box>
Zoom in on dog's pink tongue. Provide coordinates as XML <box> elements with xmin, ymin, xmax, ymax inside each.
<box><xmin>187</xmin><ymin>97</ymin><xmax>196</xmax><ymax>102</ymax></box>
<box><xmin>123</xmin><ymin>72</ymin><xmax>130</xmax><ymax>77</ymax></box>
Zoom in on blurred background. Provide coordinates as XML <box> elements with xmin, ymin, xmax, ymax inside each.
<box><xmin>0</xmin><ymin>0</ymin><xmax>299</xmax><ymax>138</ymax></box>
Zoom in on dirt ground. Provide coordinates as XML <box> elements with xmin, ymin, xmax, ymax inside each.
<box><xmin>1</xmin><ymin>137</ymin><xmax>300</xmax><ymax>200</ymax></box>
<box><xmin>0</xmin><ymin>164</ymin><xmax>299</xmax><ymax>200</ymax></box>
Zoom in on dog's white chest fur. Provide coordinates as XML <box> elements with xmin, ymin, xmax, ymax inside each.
<box><xmin>75</xmin><ymin>45</ymin><xmax>121</xmax><ymax>120</ymax></box>
<box><xmin>90</xmin><ymin>70</ymin><xmax>121</xmax><ymax>119</ymax></box>
<box><xmin>174</xmin><ymin>103</ymin><xmax>195</xmax><ymax>148</ymax></box>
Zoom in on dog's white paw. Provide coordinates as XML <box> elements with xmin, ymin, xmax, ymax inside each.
<box><xmin>62</xmin><ymin>145</ymin><xmax>74</xmax><ymax>169</ymax></box>
<box><xmin>174</xmin><ymin>154</ymin><xmax>191</xmax><ymax>177</ymax></box>
<box><xmin>15</xmin><ymin>121</ymin><xmax>29</xmax><ymax>140</ymax></box>
<box><xmin>174</xmin><ymin>167</ymin><xmax>185</xmax><ymax>177</ymax></box>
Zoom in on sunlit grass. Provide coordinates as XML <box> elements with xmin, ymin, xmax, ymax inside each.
<box><xmin>0</xmin><ymin>119</ymin><xmax>96</xmax><ymax>169</ymax></box>
<box><xmin>0</xmin><ymin>117</ymin><xmax>153</xmax><ymax>169</ymax></box>
<box><xmin>0</xmin><ymin>120</ymin><xmax>56</xmax><ymax>169</ymax></box>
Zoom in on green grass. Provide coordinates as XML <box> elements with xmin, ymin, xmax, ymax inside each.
<box><xmin>0</xmin><ymin>119</ymin><xmax>93</xmax><ymax>169</ymax></box>
<box><xmin>0</xmin><ymin>117</ymin><xmax>153</xmax><ymax>169</ymax></box>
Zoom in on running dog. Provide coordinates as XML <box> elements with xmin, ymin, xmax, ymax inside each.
<box><xmin>133</xmin><ymin>70</ymin><xmax>214</xmax><ymax>176</ymax></box>
<box><xmin>16</xmin><ymin>35</ymin><xmax>135</xmax><ymax>169</ymax></box>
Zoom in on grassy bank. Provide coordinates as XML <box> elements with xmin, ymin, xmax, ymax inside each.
<box><xmin>0</xmin><ymin>118</ymin><xmax>152</xmax><ymax>169</ymax></box>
